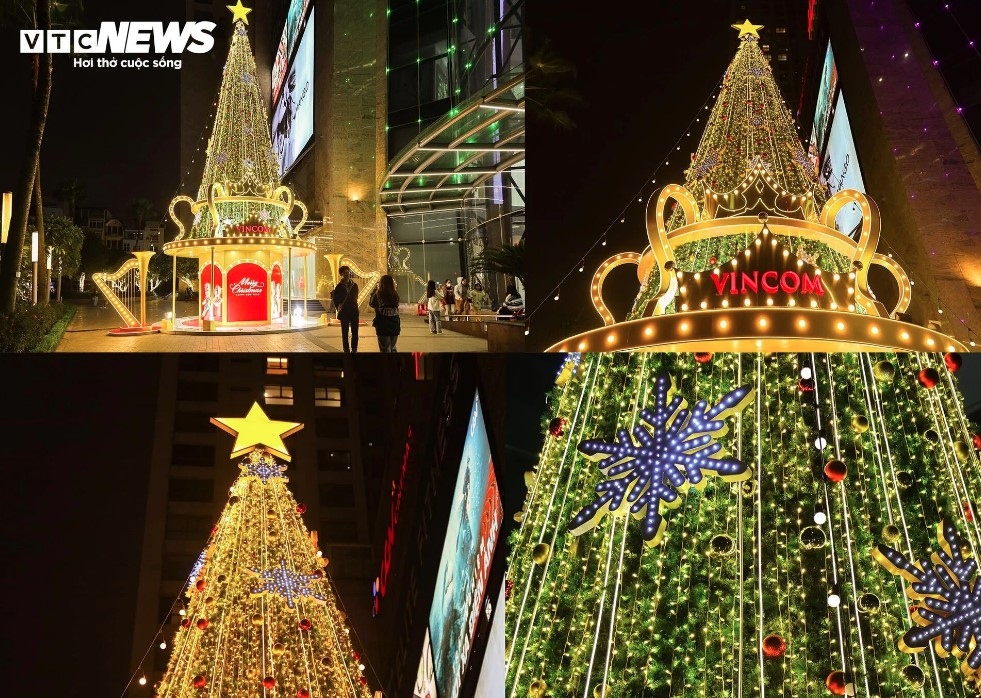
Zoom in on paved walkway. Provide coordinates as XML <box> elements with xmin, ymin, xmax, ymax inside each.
<box><xmin>56</xmin><ymin>299</ymin><xmax>488</xmax><ymax>353</ymax></box>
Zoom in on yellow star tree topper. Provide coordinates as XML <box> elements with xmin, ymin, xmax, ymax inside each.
<box><xmin>731</xmin><ymin>18</ymin><xmax>763</xmax><ymax>39</ymax></box>
<box><xmin>227</xmin><ymin>0</ymin><xmax>252</xmax><ymax>24</ymax></box>
<box><xmin>211</xmin><ymin>402</ymin><xmax>302</xmax><ymax>461</ymax></box>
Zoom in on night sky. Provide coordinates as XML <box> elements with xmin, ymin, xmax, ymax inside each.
<box><xmin>0</xmin><ymin>0</ymin><xmax>183</xmax><ymax>222</ymax></box>
<box><xmin>525</xmin><ymin>1</ymin><xmax>981</xmax><ymax>351</ymax></box>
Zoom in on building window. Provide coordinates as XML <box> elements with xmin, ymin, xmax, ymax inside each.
<box><xmin>176</xmin><ymin>379</ymin><xmax>219</xmax><ymax>402</ymax></box>
<box><xmin>317</xmin><ymin>449</ymin><xmax>352</xmax><ymax>471</ymax></box>
<box><xmin>776</xmin><ymin>27</ymin><xmax>786</xmax><ymax>33</ymax></box>
<box><xmin>777</xmin><ymin>53</ymin><xmax>788</xmax><ymax>61</ymax></box>
<box><xmin>171</xmin><ymin>443</ymin><xmax>215</xmax><ymax>467</ymax></box>
<box><xmin>162</xmin><ymin>553</ymin><xmax>196</xmax><ymax>580</ymax></box>
<box><xmin>313</xmin><ymin>358</ymin><xmax>343</xmax><ymax>378</ymax></box>
<box><xmin>316</xmin><ymin>417</ymin><xmax>349</xmax><ymax>438</ymax></box>
<box><xmin>319</xmin><ymin>483</ymin><xmax>355</xmax><ymax>508</ymax></box>
<box><xmin>174</xmin><ymin>411</ymin><xmax>217</xmax><ymax>434</ymax></box>
<box><xmin>265</xmin><ymin>384</ymin><xmax>294</xmax><ymax>405</ymax></box>
<box><xmin>761</xmin><ymin>44</ymin><xmax>770</xmax><ymax>51</ymax></box>
<box><xmin>266</xmin><ymin>357</ymin><xmax>289</xmax><ymax>375</ymax></box>
<box><xmin>165</xmin><ymin>513</ymin><xmax>214</xmax><ymax>540</ymax></box>
<box><xmin>168</xmin><ymin>478</ymin><xmax>214</xmax><ymax>502</ymax></box>
<box><xmin>178</xmin><ymin>355</ymin><xmax>219</xmax><ymax>372</ymax></box>
<box><xmin>315</xmin><ymin>386</ymin><xmax>342</xmax><ymax>407</ymax></box>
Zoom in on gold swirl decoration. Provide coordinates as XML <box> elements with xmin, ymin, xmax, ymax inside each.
<box><xmin>324</xmin><ymin>253</ymin><xmax>382</xmax><ymax>309</ymax></box>
<box><xmin>548</xmin><ymin>165</ymin><xmax>962</xmax><ymax>353</ymax></box>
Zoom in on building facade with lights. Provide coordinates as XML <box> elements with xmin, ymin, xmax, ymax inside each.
<box><xmin>796</xmin><ymin>0</ymin><xmax>981</xmax><ymax>342</ymax></box>
<box><xmin>380</xmin><ymin>0</ymin><xmax>524</xmax><ymax>307</ymax></box>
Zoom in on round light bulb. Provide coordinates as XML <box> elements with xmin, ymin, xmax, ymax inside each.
<box><xmin>358</xmin><ymin>663</ymin><xmax>365</xmax><ymax>671</ymax></box>
<box><xmin>828</xmin><ymin>593</ymin><xmax>841</xmax><ymax>608</ymax></box>
<box><xmin>159</xmin><ymin>641</ymin><xmax>167</xmax><ymax>650</ymax></box>
<box><xmin>814</xmin><ymin>437</ymin><xmax>828</xmax><ymax>450</ymax></box>
<box><xmin>139</xmin><ymin>676</ymin><xmax>147</xmax><ymax>686</ymax></box>
<box><xmin>814</xmin><ymin>511</ymin><xmax>827</xmax><ymax>525</ymax></box>
<box><xmin>179</xmin><ymin>609</ymin><xmax>186</xmax><ymax>616</ymax></box>
<box><xmin>800</xmin><ymin>366</ymin><xmax>812</xmax><ymax>380</ymax></box>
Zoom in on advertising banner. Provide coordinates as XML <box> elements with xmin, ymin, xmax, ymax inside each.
<box><xmin>808</xmin><ymin>42</ymin><xmax>838</xmax><ymax>163</ymax></box>
<box><xmin>271</xmin><ymin>0</ymin><xmax>312</xmax><ymax>104</ymax></box>
<box><xmin>821</xmin><ymin>92</ymin><xmax>866</xmax><ymax>237</ymax></box>
<box><xmin>413</xmin><ymin>628</ymin><xmax>439</xmax><ymax>698</ymax></box>
<box><xmin>429</xmin><ymin>392</ymin><xmax>503</xmax><ymax>698</ymax></box>
<box><xmin>272</xmin><ymin>6</ymin><xmax>314</xmax><ymax>175</ymax></box>
<box><xmin>226</xmin><ymin>262</ymin><xmax>268</xmax><ymax>322</ymax></box>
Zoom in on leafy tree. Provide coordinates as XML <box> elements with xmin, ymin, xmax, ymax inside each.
<box><xmin>469</xmin><ymin>241</ymin><xmax>525</xmax><ymax>288</ymax></box>
<box><xmin>44</xmin><ymin>215</ymin><xmax>83</xmax><ymax>300</ymax></box>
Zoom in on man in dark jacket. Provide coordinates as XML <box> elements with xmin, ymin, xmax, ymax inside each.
<box><xmin>330</xmin><ymin>266</ymin><xmax>359</xmax><ymax>353</ymax></box>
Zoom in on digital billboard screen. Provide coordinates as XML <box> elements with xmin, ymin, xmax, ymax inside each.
<box><xmin>272</xmin><ymin>5</ymin><xmax>314</xmax><ymax>176</ymax></box>
<box><xmin>821</xmin><ymin>92</ymin><xmax>866</xmax><ymax>237</ymax></box>
<box><xmin>808</xmin><ymin>42</ymin><xmax>838</xmax><ymax>167</ymax></box>
<box><xmin>428</xmin><ymin>391</ymin><xmax>502</xmax><ymax>698</ymax></box>
<box><xmin>473</xmin><ymin>580</ymin><xmax>505</xmax><ymax>698</ymax></box>
<box><xmin>271</xmin><ymin>0</ymin><xmax>312</xmax><ymax>104</ymax></box>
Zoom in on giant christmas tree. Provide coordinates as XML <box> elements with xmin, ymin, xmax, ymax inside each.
<box><xmin>506</xmin><ymin>352</ymin><xmax>981</xmax><ymax>698</ymax></box>
<box><xmin>154</xmin><ymin>403</ymin><xmax>373</xmax><ymax>698</ymax></box>
<box><xmin>510</xmin><ymin>20</ymin><xmax>981</xmax><ymax>698</ymax></box>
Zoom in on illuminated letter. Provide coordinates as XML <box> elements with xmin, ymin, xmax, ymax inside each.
<box><xmin>801</xmin><ymin>273</ymin><xmax>825</xmax><ymax>295</ymax></box>
<box><xmin>761</xmin><ymin>271</ymin><xmax>779</xmax><ymax>294</ymax></box>
<box><xmin>780</xmin><ymin>271</ymin><xmax>800</xmax><ymax>293</ymax></box>
<box><xmin>711</xmin><ymin>273</ymin><xmax>729</xmax><ymax>295</ymax></box>
<box><xmin>740</xmin><ymin>271</ymin><xmax>759</xmax><ymax>294</ymax></box>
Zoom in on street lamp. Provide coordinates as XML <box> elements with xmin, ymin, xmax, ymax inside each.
<box><xmin>1</xmin><ymin>192</ymin><xmax>11</xmax><ymax>244</ymax></box>
<box><xmin>31</xmin><ymin>231</ymin><xmax>38</xmax><ymax>305</ymax></box>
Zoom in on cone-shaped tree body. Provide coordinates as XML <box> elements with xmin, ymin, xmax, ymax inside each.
<box><xmin>157</xmin><ymin>448</ymin><xmax>373</xmax><ymax>698</ymax></box>
<box><xmin>506</xmin><ymin>352</ymin><xmax>981</xmax><ymax>698</ymax></box>
<box><xmin>187</xmin><ymin>20</ymin><xmax>290</xmax><ymax>239</ymax></box>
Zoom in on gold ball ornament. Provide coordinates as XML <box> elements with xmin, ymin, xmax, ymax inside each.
<box><xmin>532</xmin><ymin>543</ymin><xmax>551</xmax><ymax>565</ymax></box>
<box><xmin>251</xmin><ymin>613</ymin><xmax>264</xmax><ymax>626</ymax></box>
<box><xmin>901</xmin><ymin>664</ymin><xmax>925</xmax><ymax>688</ymax></box>
<box><xmin>857</xmin><ymin>593</ymin><xmax>881</xmax><ymax>614</ymax></box>
<box><xmin>529</xmin><ymin>679</ymin><xmax>547</xmax><ymax>697</ymax></box>
<box><xmin>594</xmin><ymin>683</ymin><xmax>609</xmax><ymax>697</ymax></box>
<box><xmin>882</xmin><ymin>524</ymin><xmax>901</xmax><ymax>544</ymax></box>
<box><xmin>955</xmin><ymin>441</ymin><xmax>971</xmax><ymax>462</ymax></box>
<box><xmin>266</xmin><ymin>508</ymin><xmax>277</xmax><ymax>519</ymax></box>
<box><xmin>273</xmin><ymin>642</ymin><xmax>285</xmax><ymax>656</ymax></box>
<box><xmin>851</xmin><ymin>415</ymin><xmax>869</xmax><ymax>433</ymax></box>
<box><xmin>267</xmin><ymin>530</ymin><xmax>279</xmax><ymax>541</ymax></box>
<box><xmin>229</xmin><ymin>495</ymin><xmax>240</xmax><ymax>504</ymax></box>
<box><xmin>872</xmin><ymin>360</ymin><xmax>895</xmax><ymax>382</ymax></box>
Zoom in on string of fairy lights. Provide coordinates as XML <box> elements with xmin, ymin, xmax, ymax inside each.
<box><xmin>506</xmin><ymin>352</ymin><xmax>981</xmax><ymax>698</ymax></box>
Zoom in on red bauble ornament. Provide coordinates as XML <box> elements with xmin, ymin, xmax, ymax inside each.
<box><xmin>965</xmin><ymin>501</ymin><xmax>974</xmax><ymax>522</ymax></box>
<box><xmin>359</xmin><ymin>677</ymin><xmax>368</xmax><ymax>686</ymax></box>
<box><xmin>352</xmin><ymin>651</ymin><xmax>360</xmax><ymax>662</ymax></box>
<box><xmin>262</xmin><ymin>677</ymin><xmax>276</xmax><ymax>689</ymax></box>
<box><xmin>709</xmin><ymin>256</ymin><xmax>718</xmax><ymax>266</ymax></box>
<box><xmin>297</xmin><ymin>690</ymin><xmax>311</xmax><ymax>698</ymax></box>
<box><xmin>210</xmin><ymin>524</ymin><xmax>218</xmax><ymax>536</ymax></box>
<box><xmin>917</xmin><ymin>368</ymin><xmax>940</xmax><ymax>389</ymax></box>
<box><xmin>180</xmin><ymin>618</ymin><xmax>191</xmax><ymax>629</ymax></box>
<box><xmin>798</xmin><ymin>378</ymin><xmax>816</xmax><ymax>393</ymax></box>
<box><xmin>944</xmin><ymin>352</ymin><xmax>963</xmax><ymax>372</ymax></box>
<box><xmin>505</xmin><ymin>578</ymin><xmax>514</xmax><ymax>600</ymax></box>
<box><xmin>824</xmin><ymin>460</ymin><xmax>847</xmax><ymax>483</ymax></box>
<box><xmin>909</xmin><ymin>604</ymin><xmax>919</xmax><ymax>616</ymax></box>
<box><xmin>299</xmin><ymin>618</ymin><xmax>312</xmax><ymax>631</ymax></box>
<box><xmin>694</xmin><ymin>352</ymin><xmax>713</xmax><ymax>364</ymax></box>
<box><xmin>192</xmin><ymin>675</ymin><xmax>207</xmax><ymax>688</ymax></box>
<box><xmin>195</xmin><ymin>579</ymin><xmax>205</xmax><ymax>591</ymax></box>
<box><xmin>826</xmin><ymin>671</ymin><xmax>847</xmax><ymax>695</ymax></box>
<box><xmin>548</xmin><ymin>417</ymin><xmax>567</xmax><ymax>437</ymax></box>
<box><xmin>196</xmin><ymin>618</ymin><xmax>209</xmax><ymax>630</ymax></box>
<box><xmin>297</xmin><ymin>503</ymin><xmax>307</xmax><ymax>514</ymax></box>
<box><xmin>972</xmin><ymin>434</ymin><xmax>981</xmax><ymax>450</ymax></box>
<box><xmin>761</xmin><ymin>634</ymin><xmax>787</xmax><ymax>658</ymax></box>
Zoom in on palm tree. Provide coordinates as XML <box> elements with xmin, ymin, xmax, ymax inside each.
<box><xmin>0</xmin><ymin>0</ymin><xmax>83</xmax><ymax>312</ymax></box>
<box><xmin>55</xmin><ymin>178</ymin><xmax>86</xmax><ymax>222</ymax></box>
<box><xmin>469</xmin><ymin>241</ymin><xmax>525</xmax><ymax>289</ymax></box>
<box><xmin>131</xmin><ymin>198</ymin><xmax>158</xmax><ymax>232</ymax></box>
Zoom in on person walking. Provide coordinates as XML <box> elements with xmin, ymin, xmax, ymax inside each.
<box><xmin>426</xmin><ymin>279</ymin><xmax>443</xmax><ymax>334</ymax></box>
<box><xmin>454</xmin><ymin>277</ymin><xmax>470</xmax><ymax>315</ymax></box>
<box><xmin>369</xmin><ymin>274</ymin><xmax>401</xmax><ymax>352</ymax></box>
<box><xmin>330</xmin><ymin>265</ymin><xmax>359</xmax><ymax>353</ymax></box>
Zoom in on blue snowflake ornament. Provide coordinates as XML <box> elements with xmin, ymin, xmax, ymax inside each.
<box><xmin>570</xmin><ymin>374</ymin><xmax>753</xmax><ymax>547</ymax></box>
<box><xmin>240</xmin><ymin>450</ymin><xmax>288</xmax><ymax>482</ymax></box>
<box><xmin>875</xmin><ymin>520</ymin><xmax>981</xmax><ymax>676</ymax></box>
<box><xmin>250</xmin><ymin>559</ymin><xmax>326</xmax><ymax>609</ymax></box>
